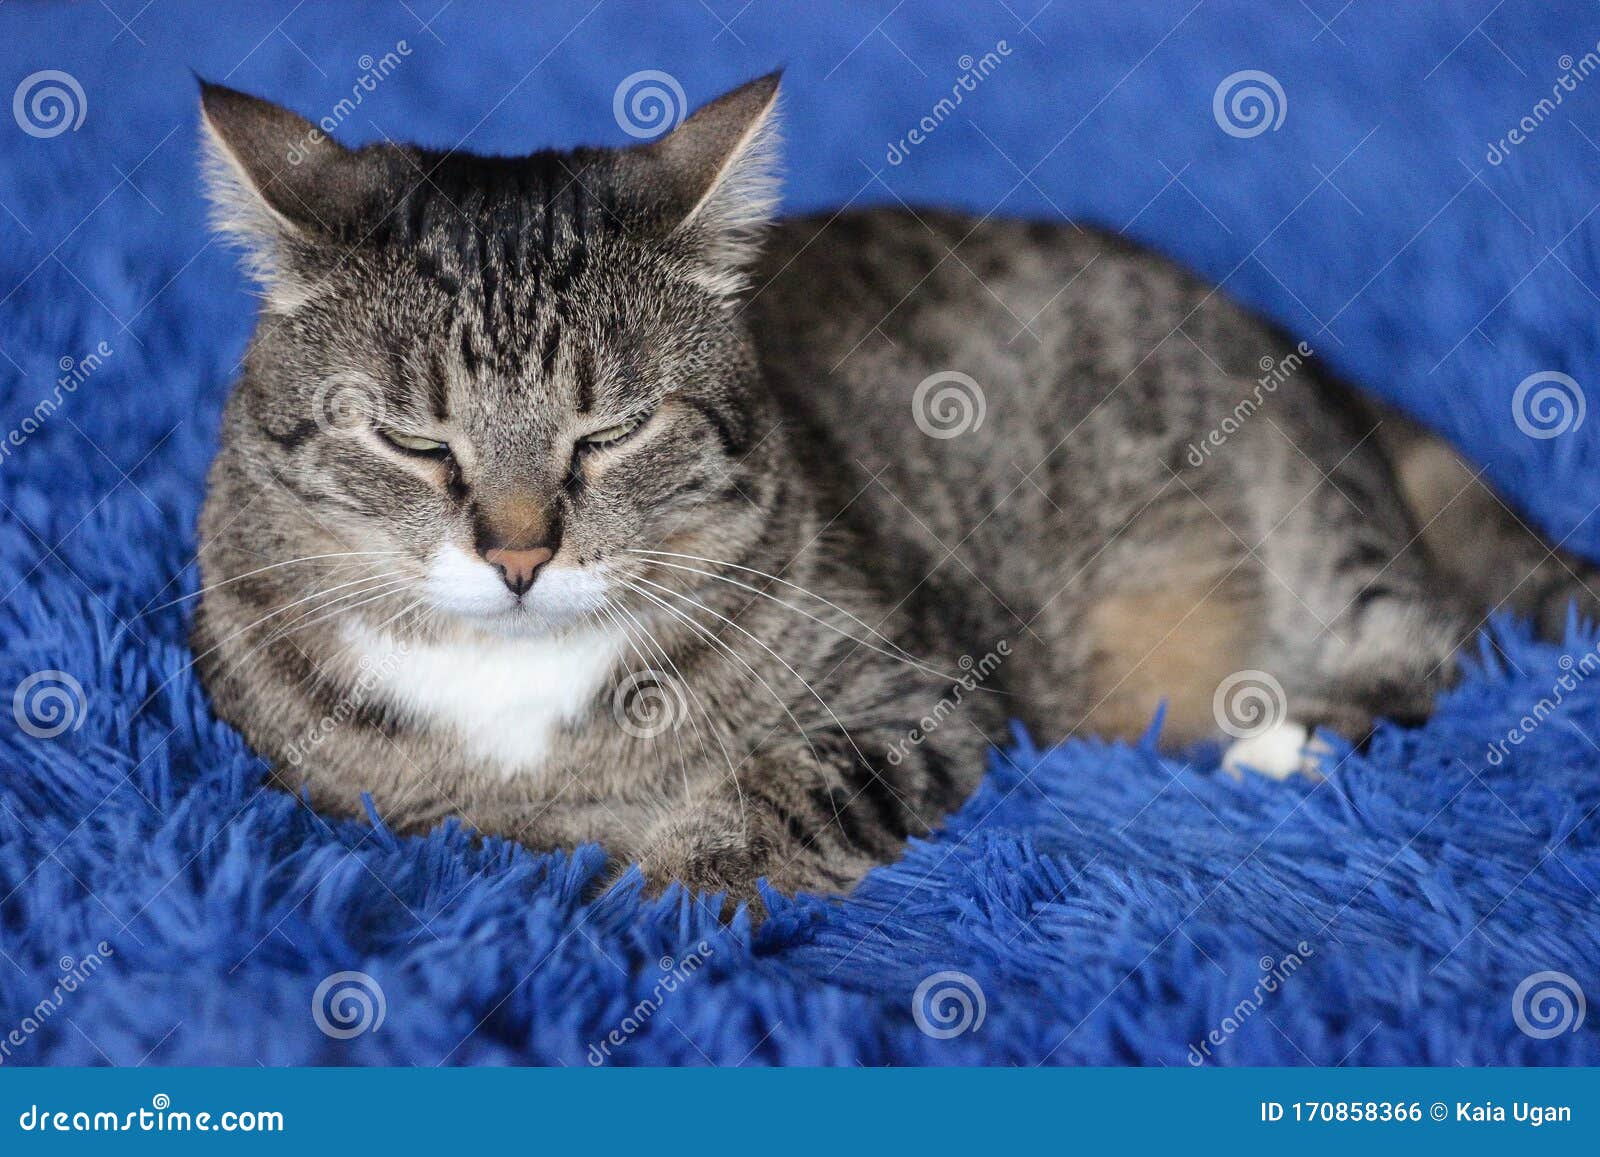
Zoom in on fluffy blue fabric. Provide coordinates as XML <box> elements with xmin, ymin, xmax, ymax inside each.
<box><xmin>1</xmin><ymin>1</ymin><xmax>1597</xmax><ymax>1065</ymax></box>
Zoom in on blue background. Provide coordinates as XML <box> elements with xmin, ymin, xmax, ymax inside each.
<box><xmin>0</xmin><ymin>1</ymin><xmax>1596</xmax><ymax>1066</ymax></box>
<box><xmin>8</xmin><ymin>0</ymin><xmax>1600</xmax><ymax>548</ymax></box>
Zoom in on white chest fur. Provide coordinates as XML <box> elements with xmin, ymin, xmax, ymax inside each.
<box><xmin>344</xmin><ymin>622</ymin><xmax>628</xmax><ymax>782</ymax></box>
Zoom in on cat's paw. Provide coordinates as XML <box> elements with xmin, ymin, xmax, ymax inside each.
<box><xmin>1221</xmin><ymin>721</ymin><xmax>1332</xmax><ymax>781</ymax></box>
<box><xmin>628</xmin><ymin>818</ymin><xmax>770</xmax><ymax>922</ymax></box>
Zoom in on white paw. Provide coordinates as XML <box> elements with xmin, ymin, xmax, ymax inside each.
<box><xmin>1222</xmin><ymin>721</ymin><xmax>1332</xmax><ymax>781</ymax></box>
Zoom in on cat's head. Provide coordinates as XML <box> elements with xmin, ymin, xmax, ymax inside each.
<box><xmin>199</xmin><ymin>74</ymin><xmax>785</xmax><ymax>636</ymax></box>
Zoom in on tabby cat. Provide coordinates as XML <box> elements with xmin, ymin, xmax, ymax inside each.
<box><xmin>192</xmin><ymin>74</ymin><xmax>1598</xmax><ymax>915</ymax></box>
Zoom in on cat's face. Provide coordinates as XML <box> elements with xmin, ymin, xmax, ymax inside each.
<box><xmin>202</xmin><ymin>77</ymin><xmax>781</xmax><ymax>636</ymax></box>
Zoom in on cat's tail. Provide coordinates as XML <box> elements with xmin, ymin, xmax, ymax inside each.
<box><xmin>1375</xmin><ymin>405</ymin><xmax>1600</xmax><ymax>639</ymax></box>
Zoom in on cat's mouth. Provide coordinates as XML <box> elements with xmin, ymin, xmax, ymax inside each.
<box><xmin>420</xmin><ymin>543</ymin><xmax>610</xmax><ymax>635</ymax></box>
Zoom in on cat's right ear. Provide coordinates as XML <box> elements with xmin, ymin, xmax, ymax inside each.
<box><xmin>197</xmin><ymin>81</ymin><xmax>392</xmax><ymax>308</ymax></box>
<box><xmin>629</xmin><ymin>73</ymin><xmax>783</xmax><ymax>297</ymax></box>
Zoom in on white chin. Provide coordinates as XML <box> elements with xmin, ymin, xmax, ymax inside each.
<box><xmin>460</xmin><ymin>601</ymin><xmax>579</xmax><ymax>636</ymax></box>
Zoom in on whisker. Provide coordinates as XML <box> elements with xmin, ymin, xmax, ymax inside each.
<box><xmin>209</xmin><ymin>585</ymin><xmax>413</xmax><ymax>692</ymax></box>
<box><xmin>627</xmin><ymin>573</ymin><xmax>925</xmax><ymax>820</ymax></box>
<box><xmin>254</xmin><ymin>576</ymin><xmax>414</xmax><ymax>651</ymax></box>
<box><xmin>628</xmin><ymin>554</ymin><xmax>1002</xmax><ymax>691</ymax></box>
<box><xmin>369</xmin><ymin>593</ymin><xmax>429</xmax><ymax>636</ymax></box>
<box><xmin>143</xmin><ymin>551</ymin><xmax>406</xmax><ymax>614</ymax></box>
<box><xmin>606</xmin><ymin>598</ymin><xmax>746</xmax><ymax>817</ymax></box>
<box><xmin>617</xmin><ymin>576</ymin><xmax>844</xmax><ymax>809</ymax></box>
<box><xmin>135</xmin><ymin>572</ymin><xmax>407</xmax><ymax>712</ymax></box>
<box><xmin>209</xmin><ymin>577</ymin><xmax>415</xmax><ymax>698</ymax></box>
<box><xmin>625</xmin><ymin>548</ymin><xmax>920</xmax><ymax>658</ymax></box>
<box><xmin>204</xmin><ymin>571</ymin><xmax>405</xmax><ymax>652</ymax></box>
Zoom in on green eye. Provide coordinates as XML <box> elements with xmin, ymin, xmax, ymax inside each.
<box><xmin>579</xmin><ymin>412</ymin><xmax>650</xmax><ymax>449</ymax></box>
<box><xmin>380</xmin><ymin>430</ymin><xmax>450</xmax><ymax>456</ymax></box>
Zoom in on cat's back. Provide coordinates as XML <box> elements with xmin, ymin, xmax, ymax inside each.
<box><xmin>750</xmin><ymin>207</ymin><xmax>1128</xmax><ymax>407</ymax></box>
<box><xmin>747</xmin><ymin>207</ymin><xmax>1291</xmax><ymax>513</ymax></box>
<box><xmin>754</xmin><ymin>206</ymin><xmax>1125</xmax><ymax>326</ymax></box>
<box><xmin>754</xmin><ymin>206</ymin><xmax>1287</xmax><ymax>421</ymax></box>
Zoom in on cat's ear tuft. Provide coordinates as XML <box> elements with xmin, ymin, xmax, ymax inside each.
<box><xmin>200</xmin><ymin>83</ymin><xmax>339</xmax><ymax>248</ymax></box>
<box><xmin>197</xmin><ymin>81</ymin><xmax>393</xmax><ymax>308</ymax></box>
<box><xmin>646</xmin><ymin>72</ymin><xmax>783</xmax><ymax>294</ymax></box>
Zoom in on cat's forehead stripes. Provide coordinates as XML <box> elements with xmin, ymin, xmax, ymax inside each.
<box><xmin>377</xmin><ymin>350</ymin><xmax>451</xmax><ymax>423</ymax></box>
<box><xmin>379</xmin><ymin>152</ymin><xmax>639</xmax><ymax>414</ymax></box>
<box><xmin>385</xmin><ymin>151</ymin><xmax>614</xmax><ymax>312</ymax></box>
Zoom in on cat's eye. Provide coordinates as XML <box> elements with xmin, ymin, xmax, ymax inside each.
<box><xmin>577</xmin><ymin>412</ymin><xmax>650</xmax><ymax>450</ymax></box>
<box><xmin>379</xmin><ymin>429</ymin><xmax>451</xmax><ymax>457</ymax></box>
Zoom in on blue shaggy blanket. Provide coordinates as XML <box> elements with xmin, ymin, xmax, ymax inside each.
<box><xmin>1</xmin><ymin>0</ymin><xmax>1597</xmax><ymax>1065</ymax></box>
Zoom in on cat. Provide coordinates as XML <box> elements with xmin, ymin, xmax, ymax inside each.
<box><xmin>192</xmin><ymin>73</ymin><xmax>1599</xmax><ymax>917</ymax></box>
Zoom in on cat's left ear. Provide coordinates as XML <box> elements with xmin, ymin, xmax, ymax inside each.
<box><xmin>640</xmin><ymin>72</ymin><xmax>782</xmax><ymax>294</ymax></box>
<box><xmin>197</xmin><ymin>81</ymin><xmax>403</xmax><ymax>310</ymax></box>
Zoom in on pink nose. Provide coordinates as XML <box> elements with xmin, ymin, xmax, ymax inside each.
<box><xmin>482</xmin><ymin>546</ymin><xmax>554</xmax><ymax>596</ymax></box>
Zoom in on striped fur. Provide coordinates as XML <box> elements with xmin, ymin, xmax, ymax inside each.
<box><xmin>193</xmin><ymin>76</ymin><xmax>1600</xmax><ymax>916</ymax></box>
